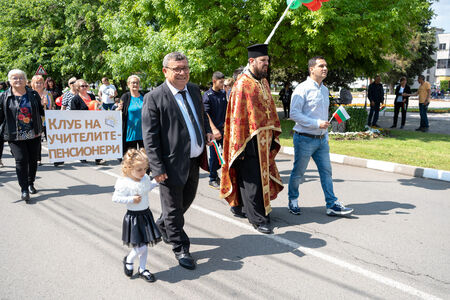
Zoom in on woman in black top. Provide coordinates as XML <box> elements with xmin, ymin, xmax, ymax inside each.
<box><xmin>391</xmin><ymin>77</ymin><xmax>411</xmax><ymax>129</ymax></box>
<box><xmin>0</xmin><ymin>69</ymin><xmax>44</xmax><ymax>202</ymax></box>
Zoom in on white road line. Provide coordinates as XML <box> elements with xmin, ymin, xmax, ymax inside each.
<box><xmin>96</xmin><ymin>167</ymin><xmax>441</xmax><ymax>300</ymax></box>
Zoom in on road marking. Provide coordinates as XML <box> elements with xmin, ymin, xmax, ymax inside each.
<box><xmin>96</xmin><ymin>167</ymin><xmax>440</xmax><ymax>300</ymax></box>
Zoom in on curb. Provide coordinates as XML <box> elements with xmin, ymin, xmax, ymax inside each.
<box><xmin>280</xmin><ymin>146</ymin><xmax>450</xmax><ymax>183</ymax></box>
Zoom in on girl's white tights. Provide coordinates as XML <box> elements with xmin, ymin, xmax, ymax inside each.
<box><xmin>126</xmin><ymin>245</ymin><xmax>148</xmax><ymax>271</ymax></box>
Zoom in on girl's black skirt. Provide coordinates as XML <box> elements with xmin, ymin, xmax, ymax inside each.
<box><xmin>122</xmin><ymin>208</ymin><xmax>161</xmax><ymax>247</ymax></box>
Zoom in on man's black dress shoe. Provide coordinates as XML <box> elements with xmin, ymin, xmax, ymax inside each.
<box><xmin>176</xmin><ymin>253</ymin><xmax>196</xmax><ymax>270</ymax></box>
<box><xmin>28</xmin><ymin>185</ymin><xmax>37</xmax><ymax>194</ymax></box>
<box><xmin>123</xmin><ymin>256</ymin><xmax>133</xmax><ymax>277</ymax></box>
<box><xmin>21</xmin><ymin>191</ymin><xmax>30</xmax><ymax>203</ymax></box>
<box><xmin>138</xmin><ymin>269</ymin><xmax>156</xmax><ymax>282</ymax></box>
<box><xmin>230</xmin><ymin>207</ymin><xmax>246</xmax><ymax>218</ymax></box>
<box><xmin>253</xmin><ymin>224</ymin><xmax>272</xmax><ymax>234</ymax></box>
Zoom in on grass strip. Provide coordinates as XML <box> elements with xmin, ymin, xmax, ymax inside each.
<box><xmin>279</xmin><ymin>120</ymin><xmax>450</xmax><ymax>171</ymax></box>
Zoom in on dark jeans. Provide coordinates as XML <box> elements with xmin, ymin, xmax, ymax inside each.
<box><xmin>123</xmin><ymin>140</ymin><xmax>144</xmax><ymax>154</ymax></box>
<box><xmin>102</xmin><ymin>103</ymin><xmax>115</xmax><ymax>110</ymax></box>
<box><xmin>393</xmin><ymin>101</ymin><xmax>408</xmax><ymax>127</ymax></box>
<box><xmin>156</xmin><ymin>157</ymin><xmax>199</xmax><ymax>255</ymax></box>
<box><xmin>0</xmin><ymin>135</ymin><xmax>4</xmax><ymax>160</ymax></box>
<box><xmin>282</xmin><ymin>101</ymin><xmax>290</xmax><ymax>118</ymax></box>
<box><xmin>208</xmin><ymin>136</ymin><xmax>223</xmax><ymax>182</ymax></box>
<box><xmin>8</xmin><ymin>137</ymin><xmax>41</xmax><ymax>192</ymax></box>
<box><xmin>419</xmin><ymin>103</ymin><xmax>429</xmax><ymax>128</ymax></box>
<box><xmin>367</xmin><ymin>102</ymin><xmax>381</xmax><ymax>126</ymax></box>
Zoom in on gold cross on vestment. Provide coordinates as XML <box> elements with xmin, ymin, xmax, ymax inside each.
<box><xmin>265</xmin><ymin>108</ymin><xmax>271</xmax><ymax>118</ymax></box>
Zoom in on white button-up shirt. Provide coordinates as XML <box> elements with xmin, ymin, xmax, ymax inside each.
<box><xmin>290</xmin><ymin>76</ymin><xmax>329</xmax><ymax>136</ymax></box>
<box><xmin>166</xmin><ymin>80</ymin><xmax>204</xmax><ymax>158</ymax></box>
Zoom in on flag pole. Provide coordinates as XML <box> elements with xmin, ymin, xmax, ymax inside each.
<box><xmin>265</xmin><ymin>0</ymin><xmax>296</xmax><ymax>44</ymax></box>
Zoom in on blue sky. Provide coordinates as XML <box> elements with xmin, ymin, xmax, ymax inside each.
<box><xmin>431</xmin><ymin>1</ymin><xmax>450</xmax><ymax>33</ymax></box>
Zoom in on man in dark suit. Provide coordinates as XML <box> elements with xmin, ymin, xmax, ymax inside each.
<box><xmin>142</xmin><ymin>52</ymin><xmax>213</xmax><ymax>270</ymax></box>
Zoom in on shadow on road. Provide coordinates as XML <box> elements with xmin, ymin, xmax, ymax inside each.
<box><xmin>270</xmin><ymin>200</ymin><xmax>415</xmax><ymax>227</ymax></box>
<box><xmin>154</xmin><ymin>231</ymin><xmax>326</xmax><ymax>283</ymax></box>
<box><xmin>12</xmin><ymin>184</ymin><xmax>114</xmax><ymax>204</ymax></box>
<box><xmin>398</xmin><ymin>177</ymin><xmax>450</xmax><ymax>190</ymax></box>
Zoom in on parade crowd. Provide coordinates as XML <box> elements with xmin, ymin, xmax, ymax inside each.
<box><xmin>2</xmin><ymin>43</ymin><xmax>433</xmax><ymax>283</ymax></box>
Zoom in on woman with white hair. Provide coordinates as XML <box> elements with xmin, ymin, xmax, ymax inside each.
<box><xmin>0</xmin><ymin>69</ymin><xmax>44</xmax><ymax>203</ymax></box>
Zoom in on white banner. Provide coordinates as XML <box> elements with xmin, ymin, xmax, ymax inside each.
<box><xmin>45</xmin><ymin>110</ymin><xmax>122</xmax><ymax>162</ymax></box>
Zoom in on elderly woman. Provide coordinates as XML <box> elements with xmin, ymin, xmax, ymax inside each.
<box><xmin>61</xmin><ymin>77</ymin><xmax>77</xmax><ymax>110</ymax></box>
<box><xmin>117</xmin><ymin>75</ymin><xmax>144</xmax><ymax>153</ymax></box>
<box><xmin>0</xmin><ymin>69</ymin><xmax>44</xmax><ymax>202</ymax></box>
<box><xmin>67</xmin><ymin>79</ymin><xmax>91</xmax><ymax>110</ymax></box>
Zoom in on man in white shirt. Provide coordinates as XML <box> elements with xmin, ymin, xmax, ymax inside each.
<box><xmin>98</xmin><ymin>77</ymin><xmax>117</xmax><ymax>110</ymax></box>
<box><xmin>288</xmin><ymin>56</ymin><xmax>353</xmax><ymax>217</ymax></box>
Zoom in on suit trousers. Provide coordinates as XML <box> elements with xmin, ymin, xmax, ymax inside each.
<box><xmin>157</xmin><ymin>157</ymin><xmax>200</xmax><ymax>255</ymax></box>
<box><xmin>8</xmin><ymin>137</ymin><xmax>40</xmax><ymax>192</ymax></box>
<box><xmin>393</xmin><ymin>101</ymin><xmax>408</xmax><ymax>127</ymax></box>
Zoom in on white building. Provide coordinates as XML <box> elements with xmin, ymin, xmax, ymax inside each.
<box><xmin>412</xmin><ymin>28</ymin><xmax>450</xmax><ymax>90</ymax></box>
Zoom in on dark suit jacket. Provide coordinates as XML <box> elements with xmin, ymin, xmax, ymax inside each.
<box><xmin>394</xmin><ymin>84</ymin><xmax>411</xmax><ymax>103</ymax></box>
<box><xmin>142</xmin><ymin>82</ymin><xmax>211</xmax><ymax>186</ymax></box>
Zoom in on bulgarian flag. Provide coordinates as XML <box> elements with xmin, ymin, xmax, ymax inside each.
<box><xmin>330</xmin><ymin>105</ymin><xmax>351</xmax><ymax>124</ymax></box>
<box><xmin>212</xmin><ymin>140</ymin><xmax>224</xmax><ymax>165</ymax></box>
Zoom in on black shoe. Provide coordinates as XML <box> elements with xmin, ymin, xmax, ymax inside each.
<box><xmin>390</xmin><ymin>125</ymin><xmax>396</xmax><ymax>128</ymax></box>
<box><xmin>372</xmin><ymin>124</ymin><xmax>380</xmax><ymax>127</ymax></box>
<box><xmin>95</xmin><ymin>159</ymin><xmax>106</xmax><ymax>165</ymax></box>
<box><xmin>208</xmin><ymin>180</ymin><xmax>220</xmax><ymax>189</ymax></box>
<box><xmin>123</xmin><ymin>256</ymin><xmax>133</xmax><ymax>277</ymax></box>
<box><xmin>400</xmin><ymin>125</ymin><xmax>404</xmax><ymax>129</ymax></box>
<box><xmin>230</xmin><ymin>206</ymin><xmax>246</xmax><ymax>218</ymax></box>
<box><xmin>21</xmin><ymin>191</ymin><xmax>30</xmax><ymax>203</ymax></box>
<box><xmin>80</xmin><ymin>160</ymin><xmax>88</xmax><ymax>163</ymax></box>
<box><xmin>422</xmin><ymin>127</ymin><xmax>429</xmax><ymax>132</ymax></box>
<box><xmin>176</xmin><ymin>253</ymin><xmax>196</xmax><ymax>270</ymax></box>
<box><xmin>253</xmin><ymin>223</ymin><xmax>272</xmax><ymax>234</ymax></box>
<box><xmin>28</xmin><ymin>185</ymin><xmax>37</xmax><ymax>194</ymax></box>
<box><xmin>138</xmin><ymin>269</ymin><xmax>156</xmax><ymax>282</ymax></box>
<box><xmin>415</xmin><ymin>127</ymin><xmax>423</xmax><ymax>131</ymax></box>
<box><xmin>53</xmin><ymin>162</ymin><xmax>64</xmax><ymax>167</ymax></box>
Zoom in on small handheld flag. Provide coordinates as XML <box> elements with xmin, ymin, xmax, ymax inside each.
<box><xmin>329</xmin><ymin>105</ymin><xmax>351</xmax><ymax>124</ymax></box>
<box><xmin>212</xmin><ymin>140</ymin><xmax>224</xmax><ymax>165</ymax></box>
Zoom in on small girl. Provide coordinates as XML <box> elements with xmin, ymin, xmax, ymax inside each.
<box><xmin>112</xmin><ymin>148</ymin><xmax>161</xmax><ymax>282</ymax></box>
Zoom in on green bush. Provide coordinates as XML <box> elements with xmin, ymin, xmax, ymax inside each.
<box><xmin>329</xmin><ymin>106</ymin><xmax>367</xmax><ymax>132</ymax></box>
<box><xmin>440</xmin><ymin>80</ymin><xmax>449</xmax><ymax>91</ymax></box>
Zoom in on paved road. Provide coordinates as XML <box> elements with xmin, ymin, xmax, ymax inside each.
<box><xmin>1</xmin><ymin>145</ymin><xmax>449</xmax><ymax>299</ymax></box>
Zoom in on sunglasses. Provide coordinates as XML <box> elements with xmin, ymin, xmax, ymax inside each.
<box><xmin>79</xmin><ymin>85</ymin><xmax>88</xmax><ymax>88</ymax></box>
<box><xmin>69</xmin><ymin>81</ymin><xmax>76</xmax><ymax>85</ymax></box>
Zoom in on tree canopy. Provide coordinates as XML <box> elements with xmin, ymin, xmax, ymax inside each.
<box><xmin>0</xmin><ymin>0</ymin><xmax>435</xmax><ymax>90</ymax></box>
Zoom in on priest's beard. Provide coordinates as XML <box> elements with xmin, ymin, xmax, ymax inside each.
<box><xmin>251</xmin><ymin>66</ymin><xmax>268</xmax><ymax>80</ymax></box>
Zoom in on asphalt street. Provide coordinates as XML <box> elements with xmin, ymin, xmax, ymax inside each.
<box><xmin>0</xmin><ymin>144</ymin><xmax>449</xmax><ymax>299</ymax></box>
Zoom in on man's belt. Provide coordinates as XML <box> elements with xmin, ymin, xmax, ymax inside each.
<box><xmin>295</xmin><ymin>131</ymin><xmax>326</xmax><ymax>139</ymax></box>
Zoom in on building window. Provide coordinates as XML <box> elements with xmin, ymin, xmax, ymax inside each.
<box><xmin>437</xmin><ymin>59</ymin><xmax>449</xmax><ymax>69</ymax></box>
<box><xmin>439</xmin><ymin>43</ymin><xmax>446</xmax><ymax>50</ymax></box>
<box><xmin>426</xmin><ymin>75</ymin><xmax>430</xmax><ymax>82</ymax></box>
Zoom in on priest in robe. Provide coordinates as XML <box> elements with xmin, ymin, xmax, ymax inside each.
<box><xmin>220</xmin><ymin>44</ymin><xmax>284</xmax><ymax>234</ymax></box>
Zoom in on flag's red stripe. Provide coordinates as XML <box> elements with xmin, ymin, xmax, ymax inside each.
<box><xmin>334</xmin><ymin>113</ymin><xmax>343</xmax><ymax>124</ymax></box>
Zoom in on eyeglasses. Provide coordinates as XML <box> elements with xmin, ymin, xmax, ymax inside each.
<box><xmin>79</xmin><ymin>85</ymin><xmax>88</xmax><ymax>88</ymax></box>
<box><xmin>166</xmin><ymin>66</ymin><xmax>190</xmax><ymax>74</ymax></box>
<box><xmin>129</xmin><ymin>81</ymin><xmax>139</xmax><ymax>85</ymax></box>
<box><xmin>69</xmin><ymin>81</ymin><xmax>76</xmax><ymax>85</ymax></box>
<box><xmin>11</xmin><ymin>77</ymin><xmax>25</xmax><ymax>81</ymax></box>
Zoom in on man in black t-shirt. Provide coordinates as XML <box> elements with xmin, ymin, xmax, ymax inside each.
<box><xmin>203</xmin><ymin>71</ymin><xmax>227</xmax><ymax>189</ymax></box>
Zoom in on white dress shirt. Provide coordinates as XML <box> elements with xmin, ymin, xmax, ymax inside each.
<box><xmin>290</xmin><ymin>76</ymin><xmax>329</xmax><ymax>137</ymax></box>
<box><xmin>166</xmin><ymin>80</ymin><xmax>204</xmax><ymax>158</ymax></box>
